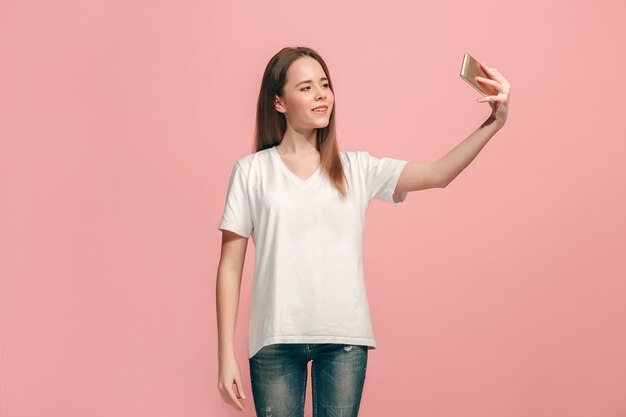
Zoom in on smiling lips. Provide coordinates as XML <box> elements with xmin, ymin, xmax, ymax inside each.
<box><xmin>312</xmin><ymin>105</ymin><xmax>328</xmax><ymax>114</ymax></box>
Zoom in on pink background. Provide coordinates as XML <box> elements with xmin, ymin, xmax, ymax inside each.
<box><xmin>1</xmin><ymin>1</ymin><xmax>625</xmax><ymax>416</ymax></box>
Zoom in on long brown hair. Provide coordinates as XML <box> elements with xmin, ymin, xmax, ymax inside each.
<box><xmin>253</xmin><ymin>46</ymin><xmax>348</xmax><ymax>198</ymax></box>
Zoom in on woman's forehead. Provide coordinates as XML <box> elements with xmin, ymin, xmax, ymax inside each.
<box><xmin>287</xmin><ymin>57</ymin><xmax>326</xmax><ymax>83</ymax></box>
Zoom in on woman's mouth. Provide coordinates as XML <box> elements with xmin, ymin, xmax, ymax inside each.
<box><xmin>312</xmin><ymin>106</ymin><xmax>328</xmax><ymax>115</ymax></box>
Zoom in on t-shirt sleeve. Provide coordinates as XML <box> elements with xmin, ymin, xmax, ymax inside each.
<box><xmin>217</xmin><ymin>160</ymin><xmax>254</xmax><ymax>238</ymax></box>
<box><xmin>361</xmin><ymin>151</ymin><xmax>409</xmax><ymax>205</ymax></box>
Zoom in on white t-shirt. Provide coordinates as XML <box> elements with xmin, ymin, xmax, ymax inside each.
<box><xmin>218</xmin><ymin>145</ymin><xmax>409</xmax><ymax>359</ymax></box>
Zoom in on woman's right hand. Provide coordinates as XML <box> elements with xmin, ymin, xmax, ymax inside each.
<box><xmin>218</xmin><ymin>353</ymin><xmax>247</xmax><ymax>412</ymax></box>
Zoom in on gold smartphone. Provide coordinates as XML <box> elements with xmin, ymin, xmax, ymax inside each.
<box><xmin>460</xmin><ymin>52</ymin><xmax>497</xmax><ymax>96</ymax></box>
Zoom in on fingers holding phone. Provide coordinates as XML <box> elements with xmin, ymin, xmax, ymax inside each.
<box><xmin>460</xmin><ymin>52</ymin><xmax>500</xmax><ymax>97</ymax></box>
<box><xmin>460</xmin><ymin>52</ymin><xmax>511</xmax><ymax>122</ymax></box>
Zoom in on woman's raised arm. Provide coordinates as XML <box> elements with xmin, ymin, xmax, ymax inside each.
<box><xmin>395</xmin><ymin>62</ymin><xmax>511</xmax><ymax>192</ymax></box>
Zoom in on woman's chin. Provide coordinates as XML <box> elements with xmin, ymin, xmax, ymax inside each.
<box><xmin>313</xmin><ymin>119</ymin><xmax>330</xmax><ymax>128</ymax></box>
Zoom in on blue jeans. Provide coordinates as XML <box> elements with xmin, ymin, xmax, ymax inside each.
<box><xmin>249</xmin><ymin>343</ymin><xmax>368</xmax><ymax>417</ymax></box>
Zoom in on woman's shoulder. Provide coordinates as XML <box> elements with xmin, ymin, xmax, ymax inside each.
<box><xmin>232</xmin><ymin>147</ymin><xmax>273</xmax><ymax>170</ymax></box>
<box><xmin>339</xmin><ymin>149</ymin><xmax>371</xmax><ymax>165</ymax></box>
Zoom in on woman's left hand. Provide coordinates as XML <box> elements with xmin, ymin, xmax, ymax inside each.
<box><xmin>475</xmin><ymin>62</ymin><xmax>510</xmax><ymax>125</ymax></box>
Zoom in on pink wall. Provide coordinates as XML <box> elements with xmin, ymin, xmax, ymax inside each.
<box><xmin>1</xmin><ymin>0</ymin><xmax>625</xmax><ymax>416</ymax></box>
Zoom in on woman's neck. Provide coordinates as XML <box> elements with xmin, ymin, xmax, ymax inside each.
<box><xmin>277</xmin><ymin>131</ymin><xmax>317</xmax><ymax>154</ymax></box>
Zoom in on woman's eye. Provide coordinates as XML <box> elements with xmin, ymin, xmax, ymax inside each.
<box><xmin>301</xmin><ymin>84</ymin><xmax>330</xmax><ymax>91</ymax></box>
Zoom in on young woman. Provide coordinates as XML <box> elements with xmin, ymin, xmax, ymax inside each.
<box><xmin>216</xmin><ymin>46</ymin><xmax>510</xmax><ymax>416</ymax></box>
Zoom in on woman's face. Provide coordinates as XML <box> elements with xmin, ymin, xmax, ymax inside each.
<box><xmin>274</xmin><ymin>56</ymin><xmax>334</xmax><ymax>132</ymax></box>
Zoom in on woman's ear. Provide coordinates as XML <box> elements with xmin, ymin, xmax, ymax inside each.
<box><xmin>274</xmin><ymin>95</ymin><xmax>286</xmax><ymax>114</ymax></box>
